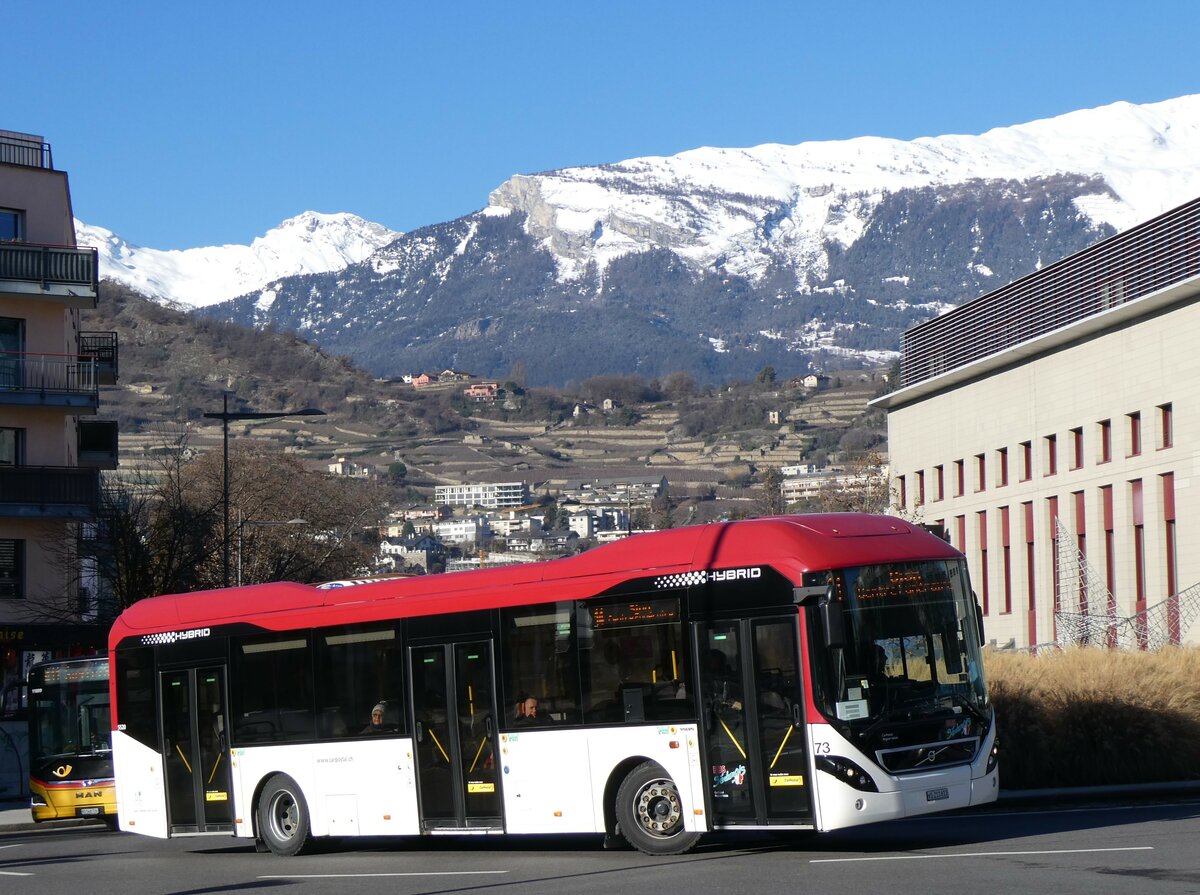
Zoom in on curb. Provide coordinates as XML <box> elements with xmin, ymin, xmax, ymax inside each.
<box><xmin>998</xmin><ymin>779</ymin><xmax>1200</xmax><ymax>804</ymax></box>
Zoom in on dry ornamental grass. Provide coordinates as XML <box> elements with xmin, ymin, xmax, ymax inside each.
<box><xmin>984</xmin><ymin>646</ymin><xmax>1200</xmax><ymax>790</ymax></box>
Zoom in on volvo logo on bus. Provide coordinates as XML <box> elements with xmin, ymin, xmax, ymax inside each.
<box><xmin>654</xmin><ymin>567</ymin><xmax>762</xmax><ymax>589</ymax></box>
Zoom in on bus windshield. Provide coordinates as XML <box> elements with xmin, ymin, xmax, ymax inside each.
<box><xmin>810</xmin><ymin>559</ymin><xmax>988</xmax><ymax>738</ymax></box>
<box><xmin>29</xmin><ymin>668</ymin><xmax>112</xmax><ymax>763</ymax></box>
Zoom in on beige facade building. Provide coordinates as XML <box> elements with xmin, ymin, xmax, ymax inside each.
<box><xmin>874</xmin><ymin>197</ymin><xmax>1200</xmax><ymax>649</ymax></box>
<box><xmin>1</xmin><ymin>130</ymin><xmax>117</xmax><ymax>693</ymax></box>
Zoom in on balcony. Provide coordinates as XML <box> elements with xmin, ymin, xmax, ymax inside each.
<box><xmin>79</xmin><ymin>331</ymin><xmax>119</xmax><ymax>384</ymax></box>
<box><xmin>0</xmin><ymin>242</ymin><xmax>99</xmax><ymax>308</ymax></box>
<box><xmin>0</xmin><ymin>465</ymin><xmax>100</xmax><ymax>519</ymax></box>
<box><xmin>0</xmin><ymin>351</ymin><xmax>99</xmax><ymax>410</ymax></box>
<box><xmin>0</xmin><ymin>131</ymin><xmax>53</xmax><ymax>169</ymax></box>
<box><xmin>78</xmin><ymin>420</ymin><xmax>119</xmax><ymax>469</ymax></box>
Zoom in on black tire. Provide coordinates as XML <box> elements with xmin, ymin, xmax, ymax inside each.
<box><xmin>615</xmin><ymin>761</ymin><xmax>700</xmax><ymax>856</ymax></box>
<box><xmin>256</xmin><ymin>774</ymin><xmax>313</xmax><ymax>856</ymax></box>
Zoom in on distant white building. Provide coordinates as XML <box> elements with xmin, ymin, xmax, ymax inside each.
<box><xmin>378</xmin><ymin>535</ymin><xmax>445</xmax><ymax>572</ymax></box>
<box><xmin>435</xmin><ymin>481</ymin><xmax>529</xmax><ymax>509</ymax></box>
<box><xmin>434</xmin><ymin>517</ymin><xmax>491</xmax><ymax>547</ymax></box>
<box><xmin>328</xmin><ymin>456</ymin><xmax>374</xmax><ymax>478</ymax></box>
<box><xmin>560</xmin><ymin>476</ymin><xmax>666</xmax><ymax>505</ymax></box>
<box><xmin>567</xmin><ymin>512</ymin><xmax>595</xmax><ymax>538</ymax></box>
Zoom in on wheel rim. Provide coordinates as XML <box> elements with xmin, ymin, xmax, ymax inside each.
<box><xmin>267</xmin><ymin>790</ymin><xmax>299</xmax><ymax>842</ymax></box>
<box><xmin>633</xmin><ymin>777</ymin><xmax>683</xmax><ymax>838</ymax></box>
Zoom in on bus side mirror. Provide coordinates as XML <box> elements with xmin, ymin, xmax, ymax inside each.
<box><xmin>974</xmin><ymin>596</ymin><xmax>985</xmax><ymax>648</ymax></box>
<box><xmin>819</xmin><ymin>589</ymin><xmax>846</xmax><ymax>648</ymax></box>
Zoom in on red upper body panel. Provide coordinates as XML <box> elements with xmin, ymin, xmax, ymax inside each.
<box><xmin>108</xmin><ymin>514</ymin><xmax>960</xmax><ymax>649</ymax></box>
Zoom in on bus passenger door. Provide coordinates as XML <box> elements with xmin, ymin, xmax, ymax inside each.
<box><xmin>409</xmin><ymin>641</ymin><xmax>502</xmax><ymax>831</ymax></box>
<box><xmin>159</xmin><ymin>667</ymin><xmax>235</xmax><ymax>835</ymax></box>
<box><xmin>697</xmin><ymin>615</ymin><xmax>812</xmax><ymax>827</ymax></box>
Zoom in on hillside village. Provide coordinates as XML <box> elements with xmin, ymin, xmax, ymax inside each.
<box><xmin>110</xmin><ymin>336</ymin><xmax>889</xmax><ymax>575</ymax></box>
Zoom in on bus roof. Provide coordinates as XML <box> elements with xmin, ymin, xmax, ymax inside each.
<box><xmin>108</xmin><ymin>514</ymin><xmax>960</xmax><ymax>646</ymax></box>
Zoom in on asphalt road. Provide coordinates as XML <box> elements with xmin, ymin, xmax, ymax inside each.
<box><xmin>3</xmin><ymin>799</ymin><xmax>1199</xmax><ymax>894</ymax></box>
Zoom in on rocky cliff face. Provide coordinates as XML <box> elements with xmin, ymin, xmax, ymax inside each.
<box><xmin>203</xmin><ymin>96</ymin><xmax>1200</xmax><ymax>385</ymax></box>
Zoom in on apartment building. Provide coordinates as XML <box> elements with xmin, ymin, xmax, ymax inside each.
<box><xmin>435</xmin><ymin>481</ymin><xmax>529</xmax><ymax>509</ymax></box>
<box><xmin>0</xmin><ymin>130</ymin><xmax>117</xmax><ymax>693</ymax></box>
<box><xmin>874</xmin><ymin>197</ymin><xmax>1200</xmax><ymax>649</ymax></box>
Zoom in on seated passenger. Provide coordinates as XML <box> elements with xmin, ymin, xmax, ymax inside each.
<box><xmin>513</xmin><ymin>695</ymin><xmax>547</xmax><ymax>725</ymax></box>
<box><xmin>361</xmin><ymin>702</ymin><xmax>387</xmax><ymax>735</ymax></box>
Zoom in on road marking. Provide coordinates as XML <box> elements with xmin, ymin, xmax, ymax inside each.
<box><xmin>259</xmin><ymin>871</ymin><xmax>509</xmax><ymax>879</ymax></box>
<box><xmin>0</xmin><ymin>871</ymin><xmax>33</xmax><ymax>877</ymax></box>
<box><xmin>811</xmin><ymin>846</ymin><xmax>1154</xmax><ymax>864</ymax></box>
<box><xmin>0</xmin><ymin>845</ymin><xmax>24</xmax><ymax>851</ymax></box>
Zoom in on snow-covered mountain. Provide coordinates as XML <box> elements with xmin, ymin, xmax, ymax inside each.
<box><xmin>487</xmin><ymin>95</ymin><xmax>1200</xmax><ymax>285</ymax></box>
<box><xmin>76</xmin><ymin>212</ymin><xmax>401</xmax><ymax>308</ymax></box>
<box><xmin>185</xmin><ymin>95</ymin><xmax>1200</xmax><ymax>384</ymax></box>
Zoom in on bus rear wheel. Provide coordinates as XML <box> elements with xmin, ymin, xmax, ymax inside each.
<box><xmin>257</xmin><ymin>774</ymin><xmax>313</xmax><ymax>856</ymax></box>
<box><xmin>616</xmin><ymin>762</ymin><xmax>700</xmax><ymax>856</ymax></box>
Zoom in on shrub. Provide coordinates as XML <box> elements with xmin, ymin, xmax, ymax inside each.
<box><xmin>985</xmin><ymin>647</ymin><xmax>1200</xmax><ymax>790</ymax></box>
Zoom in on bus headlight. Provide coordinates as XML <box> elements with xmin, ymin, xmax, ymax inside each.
<box><xmin>816</xmin><ymin>755</ymin><xmax>879</xmax><ymax>792</ymax></box>
<box><xmin>985</xmin><ymin>736</ymin><xmax>999</xmax><ymax>774</ymax></box>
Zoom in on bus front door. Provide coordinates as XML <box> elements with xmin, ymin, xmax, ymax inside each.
<box><xmin>698</xmin><ymin>616</ymin><xmax>812</xmax><ymax>827</ymax></box>
<box><xmin>409</xmin><ymin>641</ymin><xmax>502</xmax><ymax>831</ymax></box>
<box><xmin>159</xmin><ymin>667</ymin><xmax>234</xmax><ymax>835</ymax></box>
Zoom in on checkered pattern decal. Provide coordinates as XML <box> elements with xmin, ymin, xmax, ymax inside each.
<box><xmin>654</xmin><ymin>571</ymin><xmax>709</xmax><ymax>589</ymax></box>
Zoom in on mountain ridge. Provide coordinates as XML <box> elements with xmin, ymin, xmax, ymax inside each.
<box><xmin>80</xmin><ymin>94</ymin><xmax>1200</xmax><ymax>386</ymax></box>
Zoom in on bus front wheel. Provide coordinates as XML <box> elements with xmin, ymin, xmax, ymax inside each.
<box><xmin>257</xmin><ymin>774</ymin><xmax>313</xmax><ymax>856</ymax></box>
<box><xmin>615</xmin><ymin>762</ymin><xmax>700</xmax><ymax>856</ymax></box>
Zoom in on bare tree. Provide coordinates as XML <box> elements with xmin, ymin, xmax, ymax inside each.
<box><xmin>44</xmin><ymin>431</ymin><xmax>388</xmax><ymax>615</ymax></box>
<box><xmin>815</xmin><ymin>451</ymin><xmax>894</xmax><ymax>514</ymax></box>
<box><xmin>757</xmin><ymin>465</ymin><xmax>786</xmax><ymax>517</ymax></box>
<box><xmin>184</xmin><ymin>442</ymin><xmax>387</xmax><ymax>587</ymax></box>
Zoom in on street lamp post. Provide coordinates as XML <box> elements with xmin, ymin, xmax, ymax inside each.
<box><xmin>203</xmin><ymin>393</ymin><xmax>324</xmax><ymax>587</ymax></box>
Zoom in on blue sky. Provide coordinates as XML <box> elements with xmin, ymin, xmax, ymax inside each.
<box><xmin>7</xmin><ymin>1</ymin><xmax>1199</xmax><ymax>250</ymax></box>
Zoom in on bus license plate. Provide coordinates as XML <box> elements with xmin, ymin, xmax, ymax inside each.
<box><xmin>925</xmin><ymin>787</ymin><xmax>949</xmax><ymax>802</ymax></box>
<box><xmin>80</xmin><ymin>807</ymin><xmax>101</xmax><ymax>816</ymax></box>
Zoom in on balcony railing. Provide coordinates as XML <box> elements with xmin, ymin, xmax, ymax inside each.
<box><xmin>0</xmin><ymin>465</ymin><xmax>100</xmax><ymax>519</ymax></box>
<box><xmin>0</xmin><ymin>132</ymin><xmax>52</xmax><ymax>169</ymax></box>
<box><xmin>0</xmin><ymin>351</ymin><xmax>99</xmax><ymax>408</ymax></box>
<box><xmin>0</xmin><ymin>242</ymin><xmax>99</xmax><ymax>303</ymax></box>
<box><xmin>79</xmin><ymin>331</ymin><xmax>119</xmax><ymax>384</ymax></box>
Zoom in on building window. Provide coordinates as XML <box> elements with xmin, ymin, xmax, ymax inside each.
<box><xmin>915</xmin><ymin>470</ymin><xmax>925</xmax><ymax>506</ymax></box>
<box><xmin>1023</xmin><ymin>502</ymin><xmax>1036</xmax><ymax>645</ymax></box>
<box><xmin>997</xmin><ymin>447</ymin><xmax>1008</xmax><ymax>487</ymax></box>
<box><xmin>1158</xmin><ymin>403</ymin><xmax>1173</xmax><ymax>450</ymax></box>
<box><xmin>1098</xmin><ymin>419</ymin><xmax>1112</xmax><ymax>464</ymax></box>
<box><xmin>954</xmin><ymin>459</ymin><xmax>965</xmax><ymax>497</ymax></box>
<box><xmin>1131</xmin><ymin>479</ymin><xmax>1147</xmax><ymax>648</ymax></box>
<box><xmin>1044</xmin><ymin>434</ymin><xmax>1058</xmax><ymax>476</ymax></box>
<box><xmin>1020</xmin><ymin>441</ymin><xmax>1033</xmax><ymax>482</ymax></box>
<box><xmin>1161</xmin><ymin>473</ymin><xmax>1179</xmax><ymax>644</ymax></box>
<box><xmin>934</xmin><ymin>464</ymin><xmax>944</xmax><ymax>501</ymax></box>
<box><xmin>977</xmin><ymin>511</ymin><xmax>989</xmax><ymax>616</ymax></box>
<box><xmin>1070</xmin><ymin>427</ymin><xmax>1084</xmax><ymax>470</ymax></box>
<box><xmin>1000</xmin><ymin>506</ymin><xmax>1011</xmax><ymax>615</ymax></box>
<box><xmin>0</xmin><ymin>428</ymin><xmax>23</xmax><ymax>466</ymax></box>
<box><xmin>1101</xmin><ymin>485</ymin><xmax>1116</xmax><ymax>647</ymax></box>
<box><xmin>0</xmin><ymin>539</ymin><xmax>23</xmax><ymax>598</ymax></box>
<box><xmin>1128</xmin><ymin>412</ymin><xmax>1142</xmax><ymax>457</ymax></box>
<box><xmin>975</xmin><ymin>454</ymin><xmax>986</xmax><ymax>492</ymax></box>
<box><xmin>897</xmin><ymin>475</ymin><xmax>907</xmax><ymax>510</ymax></box>
<box><xmin>0</xmin><ymin>208</ymin><xmax>23</xmax><ymax>241</ymax></box>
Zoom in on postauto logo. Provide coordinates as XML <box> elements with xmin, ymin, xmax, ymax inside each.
<box><xmin>654</xmin><ymin>567</ymin><xmax>762</xmax><ymax>589</ymax></box>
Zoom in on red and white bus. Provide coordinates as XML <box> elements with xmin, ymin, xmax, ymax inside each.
<box><xmin>108</xmin><ymin>514</ymin><xmax>998</xmax><ymax>856</ymax></box>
